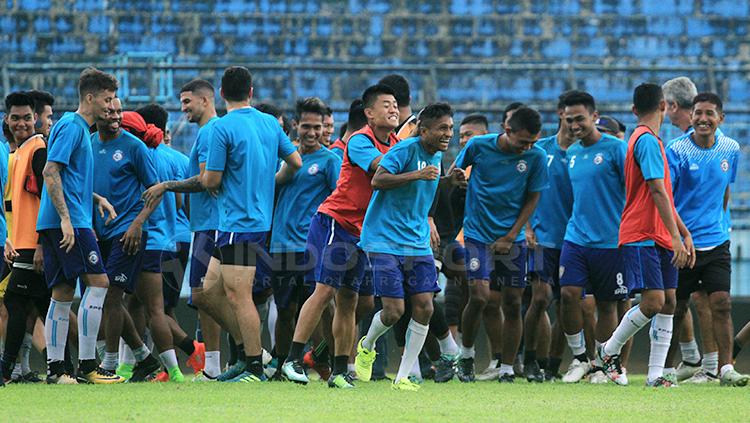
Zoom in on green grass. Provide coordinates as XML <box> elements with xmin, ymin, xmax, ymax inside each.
<box><xmin>4</xmin><ymin>376</ymin><xmax>750</xmax><ymax>422</ymax></box>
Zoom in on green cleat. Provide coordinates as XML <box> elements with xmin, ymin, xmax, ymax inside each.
<box><xmin>328</xmin><ymin>373</ymin><xmax>354</xmax><ymax>389</ymax></box>
<box><xmin>354</xmin><ymin>336</ymin><xmax>377</xmax><ymax>382</ymax></box>
<box><xmin>392</xmin><ymin>377</ymin><xmax>421</xmax><ymax>391</ymax></box>
<box><xmin>168</xmin><ymin>366</ymin><xmax>185</xmax><ymax>383</ymax></box>
<box><xmin>218</xmin><ymin>361</ymin><xmax>247</xmax><ymax>382</ymax></box>
<box><xmin>720</xmin><ymin>368</ymin><xmax>750</xmax><ymax>387</ymax></box>
<box><xmin>116</xmin><ymin>363</ymin><xmax>134</xmax><ymax>381</ymax></box>
<box><xmin>228</xmin><ymin>371</ymin><xmax>268</xmax><ymax>383</ymax></box>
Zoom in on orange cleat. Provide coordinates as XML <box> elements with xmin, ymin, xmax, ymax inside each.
<box><xmin>186</xmin><ymin>341</ymin><xmax>206</xmax><ymax>374</ymax></box>
<box><xmin>152</xmin><ymin>371</ymin><xmax>169</xmax><ymax>383</ymax></box>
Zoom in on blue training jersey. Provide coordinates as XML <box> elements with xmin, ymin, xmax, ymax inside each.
<box><xmin>92</xmin><ymin>130</ymin><xmax>158</xmax><ymax>240</ymax></box>
<box><xmin>455</xmin><ymin>133</ymin><xmax>548</xmax><ymax>244</ymax></box>
<box><xmin>667</xmin><ymin>131</ymin><xmax>740</xmax><ymax>248</ymax></box>
<box><xmin>163</xmin><ymin>145</ymin><xmax>191</xmax><ymax>243</ymax></box>
<box><xmin>188</xmin><ymin>117</ymin><xmax>219</xmax><ymax>232</ymax></box>
<box><xmin>37</xmin><ymin>112</ymin><xmax>95</xmax><ymax>230</ymax></box>
<box><xmin>360</xmin><ymin>137</ymin><xmax>442</xmax><ymax>256</ymax></box>
<box><xmin>565</xmin><ymin>133</ymin><xmax>626</xmax><ymax>249</ymax></box>
<box><xmin>0</xmin><ymin>142</ymin><xmax>8</xmax><ymax>243</ymax></box>
<box><xmin>530</xmin><ymin>135</ymin><xmax>573</xmax><ymax>249</ymax></box>
<box><xmin>146</xmin><ymin>144</ymin><xmax>179</xmax><ymax>252</ymax></box>
<box><xmin>270</xmin><ymin>147</ymin><xmax>341</xmax><ymax>253</ymax></box>
<box><xmin>206</xmin><ymin>107</ymin><xmax>296</xmax><ymax>233</ymax></box>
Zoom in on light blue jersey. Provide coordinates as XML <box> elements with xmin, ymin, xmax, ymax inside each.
<box><xmin>206</xmin><ymin>107</ymin><xmax>296</xmax><ymax>233</ymax></box>
<box><xmin>667</xmin><ymin>131</ymin><xmax>739</xmax><ymax>248</ymax></box>
<box><xmin>270</xmin><ymin>147</ymin><xmax>341</xmax><ymax>253</ymax></box>
<box><xmin>531</xmin><ymin>135</ymin><xmax>573</xmax><ymax>249</ymax></box>
<box><xmin>565</xmin><ymin>134</ymin><xmax>626</xmax><ymax>248</ymax></box>
<box><xmin>454</xmin><ymin>133</ymin><xmax>548</xmax><ymax>244</ymax></box>
<box><xmin>360</xmin><ymin>137</ymin><xmax>442</xmax><ymax>256</ymax></box>
<box><xmin>163</xmin><ymin>145</ymin><xmax>191</xmax><ymax>243</ymax></box>
<box><xmin>37</xmin><ymin>112</ymin><xmax>95</xmax><ymax>230</ymax></box>
<box><xmin>188</xmin><ymin>117</ymin><xmax>219</xmax><ymax>231</ymax></box>
<box><xmin>146</xmin><ymin>144</ymin><xmax>179</xmax><ymax>252</ymax></box>
<box><xmin>92</xmin><ymin>130</ymin><xmax>158</xmax><ymax>240</ymax></box>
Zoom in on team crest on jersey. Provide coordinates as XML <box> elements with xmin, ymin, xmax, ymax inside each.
<box><xmin>593</xmin><ymin>153</ymin><xmax>604</xmax><ymax>165</ymax></box>
<box><xmin>308</xmin><ymin>163</ymin><xmax>319</xmax><ymax>175</ymax></box>
<box><xmin>516</xmin><ymin>160</ymin><xmax>528</xmax><ymax>173</ymax></box>
<box><xmin>112</xmin><ymin>150</ymin><xmax>124</xmax><ymax>162</ymax></box>
<box><xmin>721</xmin><ymin>159</ymin><xmax>730</xmax><ymax>172</ymax></box>
<box><xmin>689</xmin><ymin>163</ymin><xmax>699</xmax><ymax>171</ymax></box>
<box><xmin>88</xmin><ymin>251</ymin><xmax>100</xmax><ymax>265</ymax></box>
<box><xmin>469</xmin><ymin>258</ymin><xmax>480</xmax><ymax>272</ymax></box>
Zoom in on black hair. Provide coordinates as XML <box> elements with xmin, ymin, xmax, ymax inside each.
<box><xmin>633</xmin><ymin>83</ymin><xmax>664</xmax><ymax>115</ymax></box>
<box><xmin>295</xmin><ymin>97</ymin><xmax>327</xmax><ymax>121</ymax></box>
<box><xmin>347</xmin><ymin>99</ymin><xmax>367</xmax><ymax>131</ymax></box>
<box><xmin>557</xmin><ymin>90</ymin><xmax>574</xmax><ymax>111</ymax></box>
<box><xmin>136</xmin><ymin>104</ymin><xmax>169</xmax><ymax>133</ymax></box>
<box><xmin>78</xmin><ymin>67</ymin><xmax>118</xmax><ymax>98</ymax></box>
<box><xmin>692</xmin><ymin>92</ymin><xmax>723</xmax><ymax>113</ymax></box>
<box><xmin>221</xmin><ymin>66</ymin><xmax>253</xmax><ymax>102</ymax></box>
<box><xmin>26</xmin><ymin>90</ymin><xmax>54</xmax><ymax>115</ymax></box>
<box><xmin>4</xmin><ymin>91</ymin><xmax>35</xmax><ymax>112</ymax></box>
<box><xmin>459</xmin><ymin>113</ymin><xmax>488</xmax><ymax>129</ymax></box>
<box><xmin>501</xmin><ymin>101</ymin><xmax>526</xmax><ymax>125</ymax></box>
<box><xmin>362</xmin><ymin>83</ymin><xmax>397</xmax><ymax>109</ymax></box>
<box><xmin>2</xmin><ymin>121</ymin><xmax>12</xmax><ymax>143</ymax></box>
<box><xmin>378</xmin><ymin>74</ymin><xmax>411</xmax><ymax>107</ymax></box>
<box><xmin>338</xmin><ymin>123</ymin><xmax>348</xmax><ymax>139</ymax></box>
<box><xmin>180</xmin><ymin>78</ymin><xmax>215</xmax><ymax>96</ymax></box>
<box><xmin>324</xmin><ymin>105</ymin><xmax>333</xmax><ymax>117</ymax></box>
<box><xmin>418</xmin><ymin>102</ymin><xmax>453</xmax><ymax>129</ymax></box>
<box><xmin>255</xmin><ymin>103</ymin><xmax>283</xmax><ymax>119</ymax></box>
<box><xmin>562</xmin><ymin>90</ymin><xmax>596</xmax><ymax>113</ymax></box>
<box><xmin>506</xmin><ymin>107</ymin><xmax>542</xmax><ymax>135</ymax></box>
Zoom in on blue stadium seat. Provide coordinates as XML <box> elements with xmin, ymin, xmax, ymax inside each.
<box><xmin>541</xmin><ymin>38</ymin><xmax>572</xmax><ymax>59</ymax></box>
<box><xmin>88</xmin><ymin>15</ymin><xmax>109</xmax><ymax>34</ymax></box>
<box><xmin>20</xmin><ymin>0</ymin><xmax>51</xmax><ymax>10</ymax></box>
<box><xmin>34</xmin><ymin>16</ymin><xmax>51</xmax><ymax>33</ymax></box>
<box><xmin>702</xmin><ymin>0</ymin><xmax>747</xmax><ymax>17</ymax></box>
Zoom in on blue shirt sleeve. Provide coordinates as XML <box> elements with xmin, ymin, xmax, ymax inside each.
<box><xmin>634</xmin><ymin>134</ymin><xmax>665</xmax><ymax>180</ymax></box>
<box><xmin>206</xmin><ymin>125</ymin><xmax>228</xmax><ymax>172</ymax></box>
<box><xmin>527</xmin><ymin>150</ymin><xmax>549</xmax><ymax>192</ymax></box>
<box><xmin>134</xmin><ymin>142</ymin><xmax>159</xmax><ymax>188</ymax></box>
<box><xmin>196</xmin><ymin>126</ymin><xmax>212</xmax><ymax>164</ymax></box>
<box><xmin>347</xmin><ymin>134</ymin><xmax>381</xmax><ymax>172</ymax></box>
<box><xmin>47</xmin><ymin>121</ymin><xmax>79</xmax><ymax>166</ymax></box>
<box><xmin>454</xmin><ymin>137</ymin><xmax>476</xmax><ymax>169</ymax></box>
<box><xmin>379</xmin><ymin>144</ymin><xmax>409</xmax><ymax>175</ymax></box>
<box><xmin>277</xmin><ymin>124</ymin><xmax>296</xmax><ymax>159</ymax></box>
<box><xmin>326</xmin><ymin>154</ymin><xmax>342</xmax><ymax>191</ymax></box>
<box><xmin>730</xmin><ymin>149</ymin><xmax>740</xmax><ymax>184</ymax></box>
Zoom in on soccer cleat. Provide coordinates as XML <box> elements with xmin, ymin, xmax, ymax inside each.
<box><xmin>192</xmin><ymin>370</ymin><xmax>218</xmax><ymax>382</ymax></box>
<box><xmin>588</xmin><ymin>369</ymin><xmax>609</xmax><ymax>384</ymax></box>
<box><xmin>562</xmin><ymin>359</ymin><xmax>591</xmax><ymax>383</ymax></box>
<box><xmin>13</xmin><ymin>372</ymin><xmax>43</xmax><ymax>384</ymax></box>
<box><xmin>597</xmin><ymin>343</ymin><xmax>624</xmax><ymax>385</ymax></box>
<box><xmin>168</xmin><ymin>366</ymin><xmax>185</xmax><ymax>383</ymax></box>
<box><xmin>676</xmin><ymin>361</ymin><xmax>701</xmax><ymax>382</ymax></box>
<box><xmin>662</xmin><ymin>372</ymin><xmax>678</xmax><ymax>386</ymax></box>
<box><xmin>129</xmin><ymin>356</ymin><xmax>161</xmax><ymax>382</ymax></box>
<box><xmin>456</xmin><ymin>357</ymin><xmax>475</xmax><ymax>383</ymax></box>
<box><xmin>302</xmin><ymin>350</ymin><xmax>331</xmax><ymax>380</ymax></box>
<box><xmin>498</xmin><ymin>373</ymin><xmax>515</xmax><ymax>383</ymax></box>
<box><xmin>78</xmin><ymin>367</ymin><xmax>126</xmax><ymax>384</ymax></box>
<box><xmin>46</xmin><ymin>373</ymin><xmax>78</xmax><ymax>385</ymax></box>
<box><xmin>433</xmin><ymin>354</ymin><xmax>457</xmax><ymax>383</ymax></box>
<box><xmin>281</xmin><ymin>360</ymin><xmax>309</xmax><ymax>385</ymax></box>
<box><xmin>513</xmin><ymin>354</ymin><xmax>524</xmax><ymax>378</ymax></box>
<box><xmin>186</xmin><ymin>341</ymin><xmax>206</xmax><ymax>374</ymax></box>
<box><xmin>683</xmin><ymin>369</ymin><xmax>718</xmax><ymax>384</ymax></box>
<box><xmin>544</xmin><ymin>371</ymin><xmax>562</xmax><ymax>382</ymax></box>
<box><xmin>354</xmin><ymin>337</ymin><xmax>377</xmax><ymax>382</ymax></box>
<box><xmin>116</xmin><ymin>363</ymin><xmax>135</xmax><ymax>380</ymax></box>
<box><xmin>647</xmin><ymin>376</ymin><xmax>678</xmax><ymax>388</ymax></box>
<box><xmin>614</xmin><ymin>367</ymin><xmax>629</xmax><ymax>386</ymax></box>
<box><xmin>476</xmin><ymin>365</ymin><xmax>500</xmax><ymax>381</ymax></box>
<box><xmin>524</xmin><ymin>361</ymin><xmax>544</xmax><ymax>383</ymax></box>
<box><xmin>392</xmin><ymin>377</ymin><xmax>420</xmax><ymax>391</ymax></box>
<box><xmin>152</xmin><ymin>371</ymin><xmax>170</xmax><ymax>382</ymax></box>
<box><xmin>720</xmin><ymin>369</ymin><xmax>750</xmax><ymax>387</ymax></box>
<box><xmin>228</xmin><ymin>370</ymin><xmax>267</xmax><ymax>383</ymax></box>
<box><xmin>328</xmin><ymin>373</ymin><xmax>354</xmax><ymax>389</ymax></box>
<box><xmin>217</xmin><ymin>361</ymin><xmax>247</xmax><ymax>382</ymax></box>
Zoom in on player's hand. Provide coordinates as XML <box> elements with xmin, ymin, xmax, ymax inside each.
<box><xmin>98</xmin><ymin>197</ymin><xmax>118</xmax><ymax>226</ymax></box>
<box><xmin>429</xmin><ymin>217</ymin><xmax>440</xmax><ymax>251</ymax></box>
<box><xmin>33</xmin><ymin>245</ymin><xmax>43</xmax><ymax>273</ymax></box>
<box><xmin>449</xmin><ymin>167</ymin><xmax>467</xmax><ymax>188</ymax></box>
<box><xmin>4</xmin><ymin>239</ymin><xmax>17</xmax><ymax>264</ymax></box>
<box><xmin>526</xmin><ymin>227</ymin><xmax>538</xmax><ymax>250</ymax></box>
<box><xmin>60</xmin><ymin>218</ymin><xmax>76</xmax><ymax>253</ymax></box>
<box><xmin>142</xmin><ymin>183</ymin><xmax>166</xmax><ymax>209</ymax></box>
<box><xmin>670</xmin><ymin>235</ymin><xmax>689</xmax><ymax>268</ymax></box>
<box><xmin>120</xmin><ymin>222</ymin><xmax>143</xmax><ymax>256</ymax></box>
<box><xmin>492</xmin><ymin>235</ymin><xmax>515</xmax><ymax>255</ymax></box>
<box><xmin>416</xmin><ymin>165</ymin><xmax>440</xmax><ymax>181</ymax></box>
<box><xmin>683</xmin><ymin>234</ymin><xmax>696</xmax><ymax>269</ymax></box>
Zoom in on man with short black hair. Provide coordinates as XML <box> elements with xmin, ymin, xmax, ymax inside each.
<box><xmin>25</xmin><ymin>90</ymin><xmax>54</xmax><ymax>139</ymax></box>
<box><xmin>330</xmin><ymin>99</ymin><xmax>366</xmax><ymax>159</ymax></box>
<box><xmin>379</xmin><ymin>74</ymin><xmax>416</xmax><ymax>139</ymax></box>
<box><xmin>322</xmin><ymin>106</ymin><xmax>335</xmax><ymax>147</ymax></box>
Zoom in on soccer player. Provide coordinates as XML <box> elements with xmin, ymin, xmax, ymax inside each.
<box><xmin>524</xmin><ymin>93</ymin><xmax>575</xmax><ymax>383</ymax></box>
<box><xmin>596</xmin><ymin>115</ymin><xmax>626</xmax><ymax>140</ymax></box>
<box><xmin>281</xmin><ymin>83</ymin><xmax>399</xmax><ymax>388</ymax></box>
<box><xmin>379</xmin><ymin>74</ymin><xmax>417</xmax><ymax>139</ymax></box>
<box><xmin>598</xmin><ymin>83</ymin><xmax>694</xmax><ymax>388</ymax></box>
<box><xmin>321</xmin><ymin>105</ymin><xmax>335</xmax><ymax>147</ymax></box>
<box><xmin>91</xmin><ymin>98</ymin><xmax>162</xmax><ymax>381</ymax></box>
<box><xmin>329</xmin><ymin>99</ymin><xmax>367</xmax><ymax>160</ymax></box>
<box><xmin>664</xmin><ymin>93</ymin><xmax>748</xmax><ymax>386</ymax></box>
<box><xmin>454</xmin><ymin>107</ymin><xmax>548</xmax><ymax>383</ymax></box>
<box><xmin>26</xmin><ymin>90</ymin><xmax>54</xmax><ymax>139</ymax></box>
<box><xmin>38</xmin><ymin>67</ymin><xmax>124</xmax><ymax>384</ymax></box>
<box><xmin>556</xmin><ymin>92</ymin><xmax>628</xmax><ymax>384</ymax></box>
<box><xmin>142</xmin><ymin>78</ymin><xmax>223</xmax><ymax>380</ymax></box>
<box><xmin>663</xmin><ymin>77</ymin><xmax>698</xmax><ymax>135</ymax></box>
<box><xmin>355</xmin><ymin>102</ymin><xmax>457</xmax><ymax>391</ymax></box>
<box><xmin>269</xmin><ymin>97</ymin><xmax>341</xmax><ymax>365</ymax></box>
<box><xmin>202</xmin><ymin>66</ymin><xmax>301</xmax><ymax>382</ymax></box>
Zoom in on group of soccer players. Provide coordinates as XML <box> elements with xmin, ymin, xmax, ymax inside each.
<box><xmin>0</xmin><ymin>67</ymin><xmax>748</xmax><ymax>391</ymax></box>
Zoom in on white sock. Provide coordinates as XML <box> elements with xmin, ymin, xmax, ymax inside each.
<box><xmin>703</xmin><ymin>351</ymin><xmax>719</xmax><ymax>375</ymax></box>
<box><xmin>647</xmin><ymin>313</ymin><xmax>673</xmax><ymax>382</ymax></box>
<box><xmin>96</xmin><ymin>339</ymin><xmax>107</xmax><ymax>361</ymax></box>
<box><xmin>395</xmin><ymin>320</ymin><xmax>429</xmax><ymax>382</ymax></box>
<box><xmin>604</xmin><ymin>305</ymin><xmax>651</xmax><ymax>356</ymax></box>
<box><xmin>593</xmin><ymin>341</ymin><xmax>603</xmax><ymax>367</ymax></box>
<box><xmin>102</xmin><ymin>352</ymin><xmax>118</xmax><ymax>371</ymax></box>
<box><xmin>680</xmin><ymin>340</ymin><xmax>701</xmax><ymax>364</ymax></box>
<box><xmin>78</xmin><ymin>286</ymin><xmax>107</xmax><ymax>360</ymax></box>
<box><xmin>438</xmin><ymin>333</ymin><xmax>459</xmax><ymax>357</ymax></box>
<box><xmin>159</xmin><ymin>349</ymin><xmax>179</xmax><ymax>369</ymax></box>
<box><xmin>204</xmin><ymin>351</ymin><xmax>220</xmax><ymax>378</ymax></box>
<box><xmin>460</xmin><ymin>345</ymin><xmax>475</xmax><ymax>359</ymax></box>
<box><xmin>408</xmin><ymin>357</ymin><xmax>422</xmax><ymax>378</ymax></box>
<box><xmin>119</xmin><ymin>339</ymin><xmax>136</xmax><ymax>365</ymax></box>
<box><xmin>20</xmin><ymin>333</ymin><xmax>32</xmax><ymax>373</ymax></box>
<box><xmin>133</xmin><ymin>345</ymin><xmax>151</xmax><ymax>362</ymax></box>
<box><xmin>267</xmin><ymin>296</ymin><xmax>277</xmax><ymax>350</ymax></box>
<box><xmin>565</xmin><ymin>331</ymin><xmax>586</xmax><ymax>357</ymax></box>
<box><xmin>362</xmin><ymin>311</ymin><xmax>391</xmax><ymax>351</ymax></box>
<box><xmin>144</xmin><ymin>328</ymin><xmax>154</xmax><ymax>352</ymax></box>
<box><xmin>44</xmin><ymin>299</ymin><xmax>72</xmax><ymax>362</ymax></box>
<box><xmin>720</xmin><ymin>363</ymin><xmax>735</xmax><ymax>378</ymax></box>
<box><xmin>11</xmin><ymin>361</ymin><xmax>22</xmax><ymax>378</ymax></box>
<box><xmin>499</xmin><ymin>363</ymin><xmax>514</xmax><ymax>376</ymax></box>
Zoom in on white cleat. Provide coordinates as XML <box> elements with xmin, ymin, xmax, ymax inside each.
<box><xmin>588</xmin><ymin>370</ymin><xmax>609</xmax><ymax>384</ymax></box>
<box><xmin>562</xmin><ymin>359</ymin><xmax>592</xmax><ymax>383</ymax></box>
<box><xmin>676</xmin><ymin>361</ymin><xmax>701</xmax><ymax>382</ymax></box>
<box><xmin>614</xmin><ymin>367</ymin><xmax>629</xmax><ymax>386</ymax></box>
<box><xmin>683</xmin><ymin>369</ymin><xmax>718</xmax><ymax>384</ymax></box>
<box><xmin>476</xmin><ymin>360</ymin><xmax>500</xmax><ymax>381</ymax></box>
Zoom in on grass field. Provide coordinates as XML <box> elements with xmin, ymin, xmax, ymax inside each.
<box><xmin>3</xmin><ymin>375</ymin><xmax>750</xmax><ymax>422</ymax></box>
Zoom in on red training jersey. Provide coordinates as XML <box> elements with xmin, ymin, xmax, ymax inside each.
<box><xmin>329</xmin><ymin>138</ymin><xmax>346</xmax><ymax>152</ymax></box>
<box><xmin>618</xmin><ymin>125</ymin><xmax>677</xmax><ymax>250</ymax></box>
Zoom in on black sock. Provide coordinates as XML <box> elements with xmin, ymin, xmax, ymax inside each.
<box><xmin>734</xmin><ymin>339</ymin><xmax>743</xmax><ymax>360</ymax></box>
<box><xmin>245</xmin><ymin>355</ymin><xmax>263</xmax><ymax>376</ymax></box>
<box><xmin>288</xmin><ymin>342</ymin><xmax>306</xmax><ymax>362</ymax></box>
<box><xmin>178</xmin><ymin>337</ymin><xmax>195</xmax><ymax>355</ymax></box>
<box><xmin>48</xmin><ymin>360</ymin><xmax>66</xmax><ymax>377</ymax></box>
<box><xmin>63</xmin><ymin>346</ymin><xmax>74</xmax><ymax>374</ymax></box>
<box><xmin>547</xmin><ymin>357</ymin><xmax>562</xmax><ymax>374</ymax></box>
<box><xmin>333</xmin><ymin>355</ymin><xmax>348</xmax><ymax>375</ymax></box>
<box><xmin>78</xmin><ymin>359</ymin><xmax>98</xmax><ymax>374</ymax></box>
<box><xmin>524</xmin><ymin>350</ymin><xmax>537</xmax><ymax>365</ymax></box>
<box><xmin>537</xmin><ymin>357</ymin><xmax>549</xmax><ymax>370</ymax></box>
<box><xmin>228</xmin><ymin>335</ymin><xmax>238</xmax><ymax>365</ymax></box>
<box><xmin>493</xmin><ymin>352</ymin><xmax>502</xmax><ymax>366</ymax></box>
<box><xmin>1</xmin><ymin>356</ymin><xmax>14</xmax><ymax>379</ymax></box>
<box><xmin>312</xmin><ymin>341</ymin><xmax>330</xmax><ymax>363</ymax></box>
<box><xmin>574</xmin><ymin>353</ymin><xmax>588</xmax><ymax>363</ymax></box>
<box><xmin>270</xmin><ymin>346</ymin><xmax>277</xmax><ymax>359</ymax></box>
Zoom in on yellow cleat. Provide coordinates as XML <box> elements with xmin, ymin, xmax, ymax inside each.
<box><xmin>78</xmin><ymin>367</ymin><xmax>126</xmax><ymax>384</ymax></box>
<box><xmin>354</xmin><ymin>336</ymin><xmax>377</xmax><ymax>382</ymax></box>
<box><xmin>391</xmin><ymin>378</ymin><xmax>421</xmax><ymax>391</ymax></box>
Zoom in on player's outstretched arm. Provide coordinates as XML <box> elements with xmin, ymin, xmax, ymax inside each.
<box><xmin>201</xmin><ymin>170</ymin><xmax>223</xmax><ymax>196</ymax></box>
<box><xmin>43</xmin><ymin>161</ymin><xmax>75</xmax><ymax>252</ymax></box>
<box><xmin>371</xmin><ymin>164</ymin><xmax>438</xmax><ymax>190</ymax></box>
<box><xmin>646</xmin><ymin>178</ymin><xmax>689</xmax><ymax>268</ymax></box>
<box><xmin>275</xmin><ymin>151</ymin><xmax>303</xmax><ymax>185</ymax></box>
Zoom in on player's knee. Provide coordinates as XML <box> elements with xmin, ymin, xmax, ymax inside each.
<box><xmin>710</xmin><ymin>293</ymin><xmax>732</xmax><ymax>317</ymax></box>
<box><xmin>560</xmin><ymin>288</ymin><xmax>580</xmax><ymax>308</ymax></box>
<box><xmin>531</xmin><ymin>294</ymin><xmax>550</xmax><ymax>312</ymax></box>
<box><xmin>502</xmin><ymin>296</ymin><xmax>522</xmax><ymax>317</ymax></box>
<box><xmin>381</xmin><ymin>305</ymin><xmax>404</xmax><ymax>326</ymax></box>
<box><xmin>467</xmin><ymin>293</ymin><xmax>488</xmax><ymax>309</ymax></box>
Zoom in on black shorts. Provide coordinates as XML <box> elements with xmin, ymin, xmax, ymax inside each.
<box><xmin>443</xmin><ymin>276</ymin><xmax>465</xmax><ymax>327</ymax></box>
<box><xmin>270</xmin><ymin>252</ymin><xmax>314</xmax><ymax>310</ymax></box>
<box><xmin>6</xmin><ymin>250</ymin><xmax>49</xmax><ymax>298</ymax></box>
<box><xmin>677</xmin><ymin>241</ymin><xmax>731</xmax><ymax>300</ymax></box>
<box><xmin>162</xmin><ymin>242</ymin><xmax>190</xmax><ymax>309</ymax></box>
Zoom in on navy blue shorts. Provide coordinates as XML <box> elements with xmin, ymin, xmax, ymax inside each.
<box><xmin>39</xmin><ymin>228</ymin><xmax>105</xmax><ymax>289</ymax></box>
<box><xmin>359</xmin><ymin>261</ymin><xmax>375</xmax><ymax>297</ymax></box>
<box><xmin>621</xmin><ymin>245</ymin><xmax>678</xmax><ymax>292</ymax></box>
<box><xmin>304</xmin><ymin>213</ymin><xmax>366</xmax><ymax>292</ymax></box>
<box><xmin>464</xmin><ymin>238</ymin><xmax>528</xmax><ymax>290</ymax></box>
<box><xmin>98</xmin><ymin>232</ymin><xmax>148</xmax><ymax>294</ymax></box>
<box><xmin>528</xmin><ymin>245</ymin><xmax>561</xmax><ymax>299</ymax></box>
<box><xmin>559</xmin><ymin>241</ymin><xmax>627</xmax><ymax>301</ymax></box>
<box><xmin>368</xmin><ymin>253</ymin><xmax>439</xmax><ymax>299</ymax></box>
<box><xmin>187</xmin><ymin>230</ymin><xmax>217</xmax><ymax>289</ymax></box>
<box><xmin>270</xmin><ymin>252</ymin><xmax>315</xmax><ymax>309</ymax></box>
<box><xmin>213</xmin><ymin>231</ymin><xmax>269</xmax><ymax>267</ymax></box>
<box><xmin>141</xmin><ymin>250</ymin><xmax>174</xmax><ymax>274</ymax></box>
